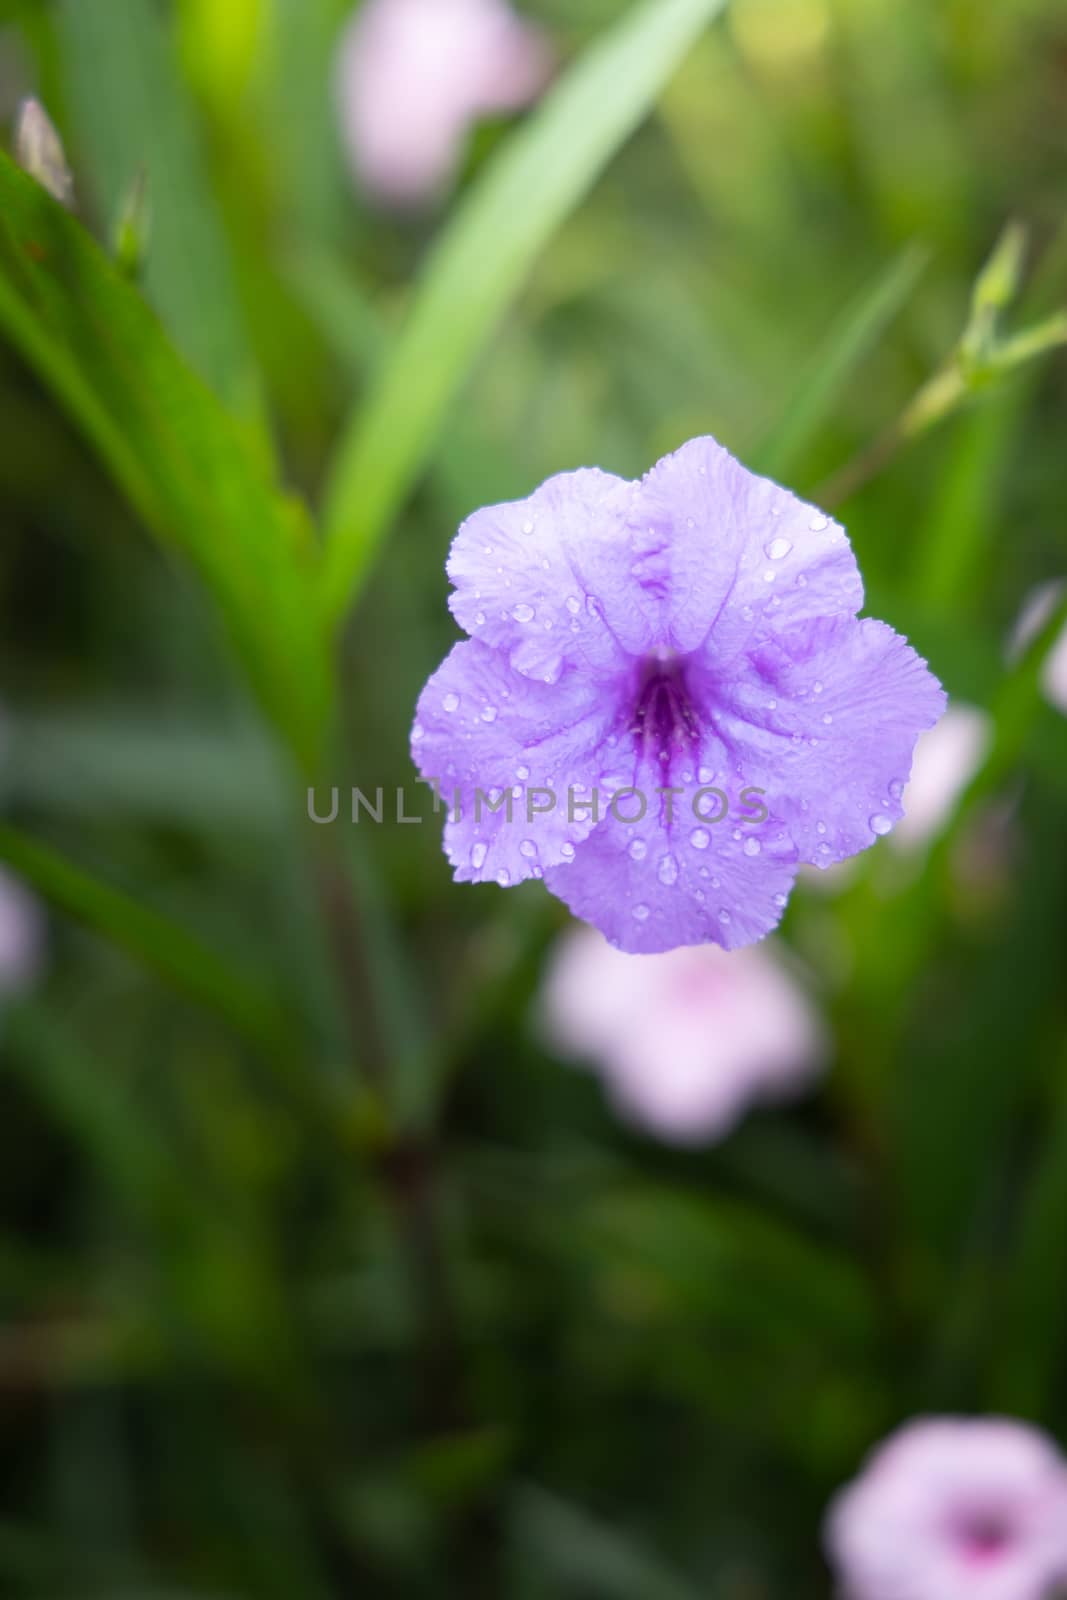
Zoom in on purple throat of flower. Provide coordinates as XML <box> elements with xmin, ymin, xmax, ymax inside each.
<box><xmin>411</xmin><ymin>434</ymin><xmax>947</xmax><ymax>955</ymax></box>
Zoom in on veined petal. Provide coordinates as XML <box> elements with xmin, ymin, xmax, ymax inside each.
<box><xmin>544</xmin><ymin>758</ymin><xmax>798</xmax><ymax>955</ymax></box>
<box><xmin>447</xmin><ymin>467</ymin><xmax>654</xmax><ymax>682</ymax></box>
<box><xmin>710</xmin><ymin>617</ymin><xmax>947</xmax><ymax>867</ymax></box>
<box><xmin>411</xmin><ymin>639</ymin><xmax>623</xmax><ymax>885</ymax></box>
<box><xmin>635</xmin><ymin>436</ymin><xmax>864</xmax><ymax>658</ymax></box>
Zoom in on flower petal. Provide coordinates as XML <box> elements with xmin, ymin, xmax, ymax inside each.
<box><xmin>706</xmin><ymin>616</ymin><xmax>947</xmax><ymax>867</ymax></box>
<box><xmin>543</xmin><ymin>757</ymin><xmax>798</xmax><ymax>955</ymax></box>
<box><xmin>447</xmin><ymin>467</ymin><xmax>656</xmax><ymax>682</ymax></box>
<box><xmin>635</xmin><ymin>436</ymin><xmax>864</xmax><ymax>658</ymax></box>
<box><xmin>411</xmin><ymin>639</ymin><xmax>621</xmax><ymax>885</ymax></box>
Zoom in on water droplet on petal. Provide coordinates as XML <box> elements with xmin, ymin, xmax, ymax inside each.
<box><xmin>632</xmin><ymin>903</ymin><xmax>650</xmax><ymax>922</ymax></box>
<box><xmin>586</xmin><ymin>595</ymin><xmax>602</xmax><ymax>618</ymax></box>
<box><xmin>870</xmin><ymin>813</ymin><xmax>893</xmax><ymax>836</ymax></box>
<box><xmin>628</xmin><ymin>838</ymin><xmax>647</xmax><ymax>861</ymax></box>
<box><xmin>496</xmin><ymin>868</ymin><xmax>511</xmax><ymax>886</ymax></box>
<box><xmin>516</xmin><ymin>764</ymin><xmax>530</xmax><ymax>781</ymax></box>
<box><xmin>560</xmin><ymin>841</ymin><xmax>576</xmax><ymax>861</ymax></box>
<box><xmin>823</xmin><ymin>713</ymin><xmax>833</xmax><ymax>725</ymax></box>
<box><xmin>443</xmin><ymin>692</ymin><xmax>460</xmax><ymax>713</ymax></box>
<box><xmin>698</xmin><ymin>766</ymin><xmax>713</xmax><ymax>784</ymax></box>
<box><xmin>511</xmin><ymin>603</ymin><xmax>534</xmax><ymax>623</ymax></box>
<box><xmin>743</xmin><ymin>837</ymin><xmax>760</xmax><ymax>856</ymax></box>
<box><xmin>773</xmin><ymin>892</ymin><xmax>787</xmax><ymax>908</ymax></box>
<box><xmin>522</xmin><ymin>520</ymin><xmax>534</xmax><ymax>535</ymax></box>
<box><xmin>813</xmin><ymin>681</ymin><xmax>824</xmax><ymax>695</ymax></box>
<box><xmin>412</xmin><ymin>723</ymin><xmax>425</xmax><ymax>743</ymax></box>
<box><xmin>690</xmin><ymin>827</ymin><xmax>710</xmax><ymax>851</ymax></box>
<box><xmin>765</xmin><ymin>537</ymin><xmax>793</xmax><ymax>560</ymax></box>
<box><xmin>809</xmin><ymin>513</ymin><xmax>830</xmax><ymax>532</ymax></box>
<box><xmin>657</xmin><ymin>854</ymin><xmax>679</xmax><ymax>886</ymax></box>
<box><xmin>481</xmin><ymin>705</ymin><xmax>498</xmax><ymax>723</ymax></box>
<box><xmin>816</xmin><ymin>821</ymin><xmax>827</xmax><ymax>835</ymax></box>
<box><xmin>474</xmin><ymin>611</ymin><xmax>486</xmax><ymax>626</ymax></box>
<box><xmin>566</xmin><ymin>596</ymin><xmax>581</xmax><ymax>615</ymax></box>
<box><xmin>519</xmin><ymin>839</ymin><xmax>537</xmax><ymax>859</ymax></box>
<box><xmin>471</xmin><ymin>843</ymin><xmax>487</xmax><ymax>870</ymax></box>
<box><xmin>889</xmin><ymin>780</ymin><xmax>904</xmax><ymax>800</ymax></box>
<box><xmin>763</xmin><ymin>569</ymin><xmax>776</xmax><ymax>583</ymax></box>
<box><xmin>718</xmin><ymin>909</ymin><xmax>732</xmax><ymax>926</ymax></box>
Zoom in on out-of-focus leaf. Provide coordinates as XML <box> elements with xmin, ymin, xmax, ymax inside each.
<box><xmin>320</xmin><ymin>0</ymin><xmax>730</xmax><ymax>627</ymax></box>
<box><xmin>510</xmin><ymin>1486</ymin><xmax>702</xmax><ymax>1600</ymax></box>
<box><xmin>54</xmin><ymin>0</ymin><xmax>265</xmax><ymax>434</ymax></box>
<box><xmin>0</xmin><ymin>823</ymin><xmax>290</xmax><ymax>1052</ymax></box>
<box><xmin>0</xmin><ymin>153</ymin><xmax>331</xmax><ymax>771</ymax></box>
<box><xmin>754</xmin><ymin>245</ymin><xmax>928</xmax><ymax>483</ymax></box>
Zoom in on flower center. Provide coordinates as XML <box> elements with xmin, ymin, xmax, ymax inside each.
<box><xmin>954</xmin><ymin>1510</ymin><xmax>1014</xmax><ymax>1565</ymax></box>
<box><xmin>631</xmin><ymin>653</ymin><xmax>702</xmax><ymax>766</ymax></box>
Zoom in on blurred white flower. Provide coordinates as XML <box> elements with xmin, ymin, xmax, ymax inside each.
<box><xmin>335</xmin><ymin>0</ymin><xmax>550</xmax><ymax>207</ymax></box>
<box><xmin>1012</xmin><ymin>581</ymin><xmax>1067</xmax><ymax>717</ymax></box>
<box><xmin>0</xmin><ymin>867</ymin><xmax>44</xmax><ymax>996</ymax></box>
<box><xmin>891</xmin><ymin>703</ymin><xmax>991</xmax><ymax>851</ymax></box>
<box><xmin>825</xmin><ymin>1417</ymin><xmax>1067</xmax><ymax>1600</ymax></box>
<box><xmin>540</xmin><ymin>925</ymin><xmax>825</xmax><ymax>1144</ymax></box>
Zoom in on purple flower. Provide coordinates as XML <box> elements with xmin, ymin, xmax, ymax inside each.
<box><xmin>541</xmin><ymin>925</ymin><xmax>825</xmax><ymax>1143</ymax></box>
<box><xmin>825</xmin><ymin>1417</ymin><xmax>1067</xmax><ymax>1600</ymax></box>
<box><xmin>411</xmin><ymin>436</ymin><xmax>945</xmax><ymax>954</ymax></box>
<box><xmin>335</xmin><ymin>0</ymin><xmax>550</xmax><ymax>207</ymax></box>
<box><xmin>0</xmin><ymin>867</ymin><xmax>44</xmax><ymax>997</ymax></box>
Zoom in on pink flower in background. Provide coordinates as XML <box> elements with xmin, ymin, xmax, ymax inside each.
<box><xmin>0</xmin><ymin>867</ymin><xmax>44</xmax><ymax>995</ymax></box>
<box><xmin>825</xmin><ymin>1418</ymin><xmax>1067</xmax><ymax>1600</ymax></box>
<box><xmin>541</xmin><ymin>924</ymin><xmax>825</xmax><ymax>1143</ymax></box>
<box><xmin>335</xmin><ymin>0</ymin><xmax>550</xmax><ymax>206</ymax></box>
<box><xmin>891</xmin><ymin>703</ymin><xmax>990</xmax><ymax>851</ymax></box>
<box><xmin>1012</xmin><ymin>582</ymin><xmax>1067</xmax><ymax>718</ymax></box>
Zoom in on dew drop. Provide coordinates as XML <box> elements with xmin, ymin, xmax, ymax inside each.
<box><xmin>522</xmin><ymin>520</ymin><xmax>534</xmax><ymax>535</ymax></box>
<box><xmin>511</xmin><ymin>603</ymin><xmax>534</xmax><ymax>623</ymax></box>
<box><xmin>809</xmin><ymin>513</ymin><xmax>830</xmax><ymax>532</ymax></box>
<box><xmin>443</xmin><ymin>692</ymin><xmax>460</xmax><ymax>713</ymax></box>
<box><xmin>889</xmin><ymin>780</ymin><xmax>904</xmax><ymax>800</ymax></box>
<box><xmin>566</xmin><ymin>595</ymin><xmax>581</xmax><ymax>615</ymax></box>
<box><xmin>471</xmin><ymin>843</ymin><xmax>487</xmax><ymax>870</ymax></box>
<box><xmin>474</xmin><ymin>611</ymin><xmax>486</xmax><ymax>627</ymax></box>
<box><xmin>657</xmin><ymin>854</ymin><xmax>679</xmax><ymax>886</ymax></box>
<box><xmin>690</xmin><ymin>827</ymin><xmax>711</xmax><ymax>851</ymax></box>
<box><xmin>773</xmin><ymin>892</ymin><xmax>787</xmax><ymax>908</ymax></box>
<box><xmin>823</xmin><ymin>713</ymin><xmax>833</xmax><ymax>725</ymax></box>
<box><xmin>519</xmin><ymin>839</ymin><xmax>537</xmax><ymax>859</ymax></box>
<box><xmin>796</xmin><ymin>574</ymin><xmax>808</xmax><ymax>588</ymax></box>
<box><xmin>516</xmin><ymin>764</ymin><xmax>530</xmax><ymax>781</ymax></box>
<box><xmin>698</xmin><ymin>766</ymin><xmax>713</xmax><ymax>784</ymax></box>
<box><xmin>813</xmin><ymin>680</ymin><xmax>824</xmax><ymax>695</ymax></box>
<box><xmin>586</xmin><ymin>595</ymin><xmax>602</xmax><ymax>618</ymax></box>
<box><xmin>496</xmin><ymin>868</ymin><xmax>511</xmax><ymax>886</ymax></box>
<box><xmin>767</xmin><ymin>699</ymin><xmax>777</xmax><ymax>711</ymax></box>
<box><xmin>743</xmin><ymin>837</ymin><xmax>761</xmax><ymax>857</ymax></box>
<box><xmin>411</xmin><ymin>723</ymin><xmax>425</xmax><ymax>743</ymax></box>
<box><xmin>628</xmin><ymin>838</ymin><xmax>647</xmax><ymax>861</ymax></box>
<box><xmin>816</xmin><ymin>821</ymin><xmax>827</xmax><ymax>835</ymax></box>
<box><xmin>763</xmin><ymin>569</ymin><xmax>776</xmax><ymax>583</ymax></box>
<box><xmin>870</xmin><ymin>813</ymin><xmax>893</xmax><ymax>836</ymax></box>
<box><xmin>718</xmin><ymin>909</ymin><xmax>732</xmax><ymax>926</ymax></box>
<box><xmin>632</xmin><ymin>903</ymin><xmax>650</xmax><ymax>922</ymax></box>
<box><xmin>766</xmin><ymin>537</ymin><xmax>793</xmax><ymax>561</ymax></box>
<box><xmin>481</xmin><ymin>705</ymin><xmax>498</xmax><ymax>723</ymax></box>
<box><xmin>560</xmin><ymin>841</ymin><xmax>576</xmax><ymax>861</ymax></box>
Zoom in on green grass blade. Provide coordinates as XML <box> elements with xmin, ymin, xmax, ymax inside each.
<box><xmin>0</xmin><ymin>824</ymin><xmax>289</xmax><ymax>1052</ymax></box>
<box><xmin>753</xmin><ymin>244</ymin><xmax>928</xmax><ymax>483</ymax></box>
<box><xmin>0</xmin><ymin>152</ymin><xmax>330</xmax><ymax>771</ymax></box>
<box><xmin>320</xmin><ymin>0</ymin><xmax>730</xmax><ymax>628</ymax></box>
<box><xmin>53</xmin><ymin>0</ymin><xmax>266</xmax><ymax>436</ymax></box>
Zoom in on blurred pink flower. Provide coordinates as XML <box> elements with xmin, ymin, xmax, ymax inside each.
<box><xmin>891</xmin><ymin>703</ymin><xmax>991</xmax><ymax>851</ymax></box>
<box><xmin>825</xmin><ymin>1417</ymin><xmax>1067</xmax><ymax>1600</ymax></box>
<box><xmin>540</xmin><ymin>925</ymin><xmax>825</xmax><ymax>1143</ymax></box>
<box><xmin>1012</xmin><ymin>582</ymin><xmax>1067</xmax><ymax>717</ymax></box>
<box><xmin>335</xmin><ymin>0</ymin><xmax>550</xmax><ymax>206</ymax></box>
<box><xmin>0</xmin><ymin>867</ymin><xmax>44</xmax><ymax>995</ymax></box>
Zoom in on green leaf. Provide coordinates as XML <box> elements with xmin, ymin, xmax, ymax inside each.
<box><xmin>53</xmin><ymin>0</ymin><xmax>266</xmax><ymax>434</ymax></box>
<box><xmin>320</xmin><ymin>0</ymin><xmax>730</xmax><ymax>628</ymax></box>
<box><xmin>754</xmin><ymin>244</ymin><xmax>928</xmax><ymax>483</ymax></box>
<box><xmin>510</xmin><ymin>1486</ymin><xmax>702</xmax><ymax>1600</ymax></box>
<box><xmin>0</xmin><ymin>823</ymin><xmax>290</xmax><ymax>1052</ymax></box>
<box><xmin>0</xmin><ymin>152</ymin><xmax>331</xmax><ymax>771</ymax></box>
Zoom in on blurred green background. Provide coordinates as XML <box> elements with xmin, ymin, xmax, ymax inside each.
<box><xmin>0</xmin><ymin>0</ymin><xmax>1066</xmax><ymax>1593</ymax></box>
